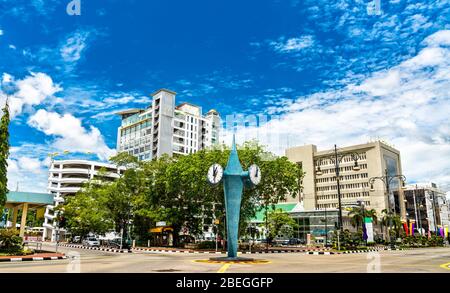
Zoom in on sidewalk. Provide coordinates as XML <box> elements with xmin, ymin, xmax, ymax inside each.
<box><xmin>0</xmin><ymin>252</ymin><xmax>66</xmax><ymax>262</ymax></box>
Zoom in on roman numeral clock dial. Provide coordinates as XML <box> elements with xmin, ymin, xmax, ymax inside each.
<box><xmin>249</xmin><ymin>164</ymin><xmax>261</xmax><ymax>186</ymax></box>
<box><xmin>207</xmin><ymin>163</ymin><xmax>223</xmax><ymax>185</ymax></box>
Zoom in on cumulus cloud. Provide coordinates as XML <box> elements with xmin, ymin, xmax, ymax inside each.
<box><xmin>17</xmin><ymin>156</ymin><xmax>44</xmax><ymax>174</ymax></box>
<box><xmin>0</xmin><ymin>72</ymin><xmax>61</xmax><ymax>117</ymax></box>
<box><xmin>7</xmin><ymin>156</ymin><xmax>48</xmax><ymax>193</ymax></box>
<box><xmin>224</xmin><ymin>30</ymin><xmax>450</xmax><ymax>190</ymax></box>
<box><xmin>28</xmin><ymin>109</ymin><xmax>115</xmax><ymax>161</ymax></box>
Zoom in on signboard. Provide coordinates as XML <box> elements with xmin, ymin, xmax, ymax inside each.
<box><xmin>364</xmin><ymin>217</ymin><xmax>374</xmax><ymax>243</ymax></box>
<box><xmin>156</xmin><ymin>221</ymin><xmax>166</xmax><ymax>227</ymax></box>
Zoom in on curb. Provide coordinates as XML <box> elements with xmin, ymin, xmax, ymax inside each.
<box><xmin>0</xmin><ymin>256</ymin><xmax>67</xmax><ymax>262</ymax></box>
<box><xmin>132</xmin><ymin>247</ymin><xmax>331</xmax><ymax>254</ymax></box>
<box><xmin>59</xmin><ymin>244</ymin><xmax>132</xmax><ymax>253</ymax></box>
<box><xmin>305</xmin><ymin>248</ymin><xmax>408</xmax><ymax>255</ymax></box>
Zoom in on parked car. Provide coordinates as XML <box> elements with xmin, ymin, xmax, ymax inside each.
<box><xmin>274</xmin><ymin>238</ymin><xmax>289</xmax><ymax>246</ymax></box>
<box><xmin>288</xmin><ymin>238</ymin><xmax>301</xmax><ymax>245</ymax></box>
<box><xmin>82</xmin><ymin>237</ymin><xmax>100</xmax><ymax>247</ymax></box>
<box><xmin>72</xmin><ymin>236</ymin><xmax>81</xmax><ymax>243</ymax></box>
<box><xmin>104</xmin><ymin>238</ymin><xmax>122</xmax><ymax>249</ymax></box>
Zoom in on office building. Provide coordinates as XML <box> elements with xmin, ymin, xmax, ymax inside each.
<box><xmin>43</xmin><ymin>160</ymin><xmax>124</xmax><ymax>241</ymax></box>
<box><xmin>401</xmin><ymin>183</ymin><xmax>449</xmax><ymax>234</ymax></box>
<box><xmin>285</xmin><ymin>141</ymin><xmax>404</xmax><ymax>217</ymax></box>
<box><xmin>116</xmin><ymin>89</ymin><xmax>220</xmax><ymax>161</ymax></box>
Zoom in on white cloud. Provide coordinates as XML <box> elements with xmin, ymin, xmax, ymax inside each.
<box><xmin>7</xmin><ymin>156</ymin><xmax>48</xmax><ymax>193</ymax></box>
<box><xmin>103</xmin><ymin>95</ymin><xmax>134</xmax><ymax>104</ymax></box>
<box><xmin>2</xmin><ymin>73</ymin><xmax>12</xmax><ymax>83</ymax></box>
<box><xmin>17</xmin><ymin>157</ymin><xmax>44</xmax><ymax>174</ymax></box>
<box><xmin>0</xmin><ymin>72</ymin><xmax>61</xmax><ymax>117</ymax></box>
<box><xmin>28</xmin><ymin>109</ymin><xmax>115</xmax><ymax>161</ymax></box>
<box><xmin>224</xmin><ymin>30</ymin><xmax>450</xmax><ymax>191</ymax></box>
<box><xmin>102</xmin><ymin>94</ymin><xmax>151</xmax><ymax>105</ymax></box>
<box><xmin>0</xmin><ymin>29</ymin><xmax>3</xmax><ymax>36</ymax></box>
<box><xmin>60</xmin><ymin>30</ymin><xmax>90</xmax><ymax>63</ymax></box>
<box><xmin>270</xmin><ymin>35</ymin><xmax>315</xmax><ymax>53</ymax></box>
<box><xmin>423</xmin><ymin>30</ymin><xmax>450</xmax><ymax>47</ymax></box>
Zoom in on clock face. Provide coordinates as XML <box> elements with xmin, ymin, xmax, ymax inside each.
<box><xmin>207</xmin><ymin>163</ymin><xmax>223</xmax><ymax>185</ymax></box>
<box><xmin>248</xmin><ymin>164</ymin><xmax>261</xmax><ymax>185</ymax></box>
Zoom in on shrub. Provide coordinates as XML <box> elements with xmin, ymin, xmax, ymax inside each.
<box><xmin>0</xmin><ymin>229</ymin><xmax>24</xmax><ymax>254</ymax></box>
<box><xmin>197</xmin><ymin>241</ymin><xmax>216</xmax><ymax>250</ymax></box>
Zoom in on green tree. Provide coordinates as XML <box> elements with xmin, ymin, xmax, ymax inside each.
<box><xmin>0</xmin><ymin>100</ymin><xmax>10</xmax><ymax>209</ymax></box>
<box><xmin>349</xmin><ymin>206</ymin><xmax>377</xmax><ymax>230</ymax></box>
<box><xmin>56</xmin><ymin>181</ymin><xmax>114</xmax><ymax>238</ymax></box>
<box><xmin>380</xmin><ymin>209</ymin><xmax>402</xmax><ymax>241</ymax></box>
<box><xmin>58</xmin><ymin>141</ymin><xmax>302</xmax><ymax>248</ymax></box>
<box><xmin>265</xmin><ymin>208</ymin><xmax>298</xmax><ymax>241</ymax></box>
<box><xmin>137</xmin><ymin>141</ymin><xmax>301</xmax><ymax>247</ymax></box>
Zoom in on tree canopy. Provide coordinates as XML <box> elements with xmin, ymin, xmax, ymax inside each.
<box><xmin>60</xmin><ymin>141</ymin><xmax>303</xmax><ymax>246</ymax></box>
<box><xmin>0</xmin><ymin>101</ymin><xmax>10</xmax><ymax>209</ymax></box>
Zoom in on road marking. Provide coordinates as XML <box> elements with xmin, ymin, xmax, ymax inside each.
<box><xmin>439</xmin><ymin>262</ymin><xmax>450</xmax><ymax>271</ymax></box>
<box><xmin>218</xmin><ymin>263</ymin><xmax>231</xmax><ymax>273</ymax></box>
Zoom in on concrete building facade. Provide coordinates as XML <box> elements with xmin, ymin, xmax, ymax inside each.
<box><xmin>43</xmin><ymin>160</ymin><xmax>124</xmax><ymax>241</ymax></box>
<box><xmin>116</xmin><ymin>89</ymin><xmax>220</xmax><ymax>161</ymax></box>
<box><xmin>285</xmin><ymin>141</ymin><xmax>405</xmax><ymax>217</ymax></box>
<box><xmin>401</xmin><ymin>183</ymin><xmax>449</xmax><ymax>235</ymax></box>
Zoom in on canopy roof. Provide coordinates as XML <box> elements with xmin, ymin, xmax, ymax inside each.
<box><xmin>5</xmin><ymin>191</ymin><xmax>53</xmax><ymax>208</ymax></box>
<box><xmin>251</xmin><ymin>202</ymin><xmax>299</xmax><ymax>223</ymax></box>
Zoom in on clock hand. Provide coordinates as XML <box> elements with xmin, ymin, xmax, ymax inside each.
<box><xmin>255</xmin><ymin>167</ymin><xmax>259</xmax><ymax>177</ymax></box>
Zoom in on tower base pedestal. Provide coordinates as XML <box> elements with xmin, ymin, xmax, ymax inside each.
<box><xmin>209</xmin><ymin>256</ymin><xmax>255</xmax><ymax>262</ymax></box>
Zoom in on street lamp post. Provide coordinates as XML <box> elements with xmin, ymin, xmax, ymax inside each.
<box><xmin>324</xmin><ymin>206</ymin><xmax>328</xmax><ymax>247</ymax></box>
<box><xmin>369</xmin><ymin>168</ymin><xmax>406</xmax><ymax>248</ymax></box>
<box><xmin>315</xmin><ymin>145</ymin><xmax>361</xmax><ymax>232</ymax></box>
<box><xmin>357</xmin><ymin>199</ymin><xmax>368</xmax><ymax>246</ymax></box>
<box><xmin>430</xmin><ymin>191</ymin><xmax>439</xmax><ymax>235</ymax></box>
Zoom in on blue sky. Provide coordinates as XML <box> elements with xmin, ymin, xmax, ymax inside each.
<box><xmin>0</xmin><ymin>0</ymin><xmax>449</xmax><ymax>193</ymax></box>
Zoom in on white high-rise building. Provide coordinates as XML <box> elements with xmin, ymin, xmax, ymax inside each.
<box><xmin>43</xmin><ymin>160</ymin><xmax>124</xmax><ymax>241</ymax></box>
<box><xmin>116</xmin><ymin>89</ymin><xmax>221</xmax><ymax>161</ymax></box>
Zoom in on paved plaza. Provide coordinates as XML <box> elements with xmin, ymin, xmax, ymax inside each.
<box><xmin>0</xmin><ymin>243</ymin><xmax>449</xmax><ymax>273</ymax></box>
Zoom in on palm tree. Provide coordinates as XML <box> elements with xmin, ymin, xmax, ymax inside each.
<box><xmin>380</xmin><ymin>209</ymin><xmax>402</xmax><ymax>242</ymax></box>
<box><xmin>349</xmin><ymin>206</ymin><xmax>378</xmax><ymax>230</ymax></box>
<box><xmin>349</xmin><ymin>207</ymin><xmax>364</xmax><ymax>230</ymax></box>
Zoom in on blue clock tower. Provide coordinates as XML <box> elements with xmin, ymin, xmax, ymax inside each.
<box><xmin>208</xmin><ymin>135</ymin><xmax>260</xmax><ymax>260</ymax></box>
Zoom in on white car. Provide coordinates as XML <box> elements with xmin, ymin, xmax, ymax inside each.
<box><xmin>82</xmin><ymin>237</ymin><xmax>100</xmax><ymax>247</ymax></box>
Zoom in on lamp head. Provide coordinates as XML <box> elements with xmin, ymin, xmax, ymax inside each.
<box><xmin>352</xmin><ymin>161</ymin><xmax>361</xmax><ymax>171</ymax></box>
<box><xmin>401</xmin><ymin>180</ymin><xmax>407</xmax><ymax>189</ymax></box>
<box><xmin>316</xmin><ymin>166</ymin><xmax>323</xmax><ymax>176</ymax></box>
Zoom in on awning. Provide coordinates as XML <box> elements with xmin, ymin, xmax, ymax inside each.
<box><xmin>150</xmin><ymin>227</ymin><xmax>174</xmax><ymax>233</ymax></box>
<box><xmin>5</xmin><ymin>191</ymin><xmax>54</xmax><ymax>209</ymax></box>
<box><xmin>251</xmin><ymin>202</ymin><xmax>300</xmax><ymax>223</ymax></box>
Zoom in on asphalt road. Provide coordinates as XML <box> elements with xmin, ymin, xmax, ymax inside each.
<box><xmin>0</xmin><ymin>243</ymin><xmax>449</xmax><ymax>273</ymax></box>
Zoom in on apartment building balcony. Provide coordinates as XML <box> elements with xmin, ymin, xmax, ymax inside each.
<box><xmin>44</xmin><ymin>212</ymin><xmax>56</xmax><ymax>220</ymax></box>
<box><xmin>43</xmin><ymin>222</ymin><xmax>54</xmax><ymax>229</ymax></box>
<box><xmin>54</xmin><ymin>197</ymin><xmax>65</xmax><ymax>204</ymax></box>
<box><xmin>173</xmin><ymin>137</ymin><xmax>185</xmax><ymax>144</ymax></box>
<box><xmin>48</xmin><ymin>186</ymin><xmax>81</xmax><ymax>193</ymax></box>
<box><xmin>90</xmin><ymin>170</ymin><xmax>120</xmax><ymax>178</ymax></box>
<box><xmin>173</xmin><ymin>129</ymin><xmax>185</xmax><ymax>137</ymax></box>
<box><xmin>49</xmin><ymin>168</ymin><xmax>90</xmax><ymax>175</ymax></box>
<box><xmin>173</xmin><ymin>122</ymin><xmax>185</xmax><ymax>129</ymax></box>
<box><xmin>50</xmin><ymin>177</ymin><xmax>88</xmax><ymax>184</ymax></box>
